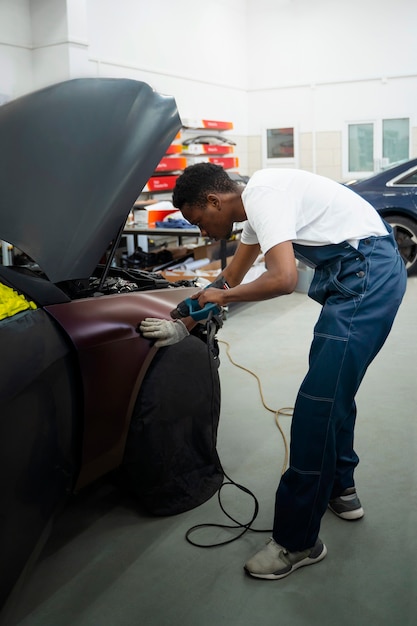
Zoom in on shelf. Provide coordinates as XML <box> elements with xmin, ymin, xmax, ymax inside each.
<box><xmin>123</xmin><ymin>226</ymin><xmax>200</xmax><ymax>237</ymax></box>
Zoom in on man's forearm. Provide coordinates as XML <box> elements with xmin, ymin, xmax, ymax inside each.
<box><xmin>222</xmin><ymin>269</ymin><xmax>296</xmax><ymax>304</ymax></box>
<box><xmin>221</xmin><ymin>242</ymin><xmax>261</xmax><ymax>287</ymax></box>
<box><xmin>199</xmin><ymin>267</ymin><xmax>296</xmax><ymax>310</ymax></box>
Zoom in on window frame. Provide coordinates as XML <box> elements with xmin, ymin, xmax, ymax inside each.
<box><xmin>262</xmin><ymin>126</ymin><xmax>298</xmax><ymax>168</ymax></box>
<box><xmin>343</xmin><ymin>118</ymin><xmax>410</xmax><ymax>180</ymax></box>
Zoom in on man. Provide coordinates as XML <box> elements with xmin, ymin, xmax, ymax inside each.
<box><xmin>144</xmin><ymin>162</ymin><xmax>406</xmax><ymax>579</ymax></box>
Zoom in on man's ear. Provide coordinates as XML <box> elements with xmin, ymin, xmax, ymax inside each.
<box><xmin>207</xmin><ymin>193</ymin><xmax>220</xmax><ymax>209</ymax></box>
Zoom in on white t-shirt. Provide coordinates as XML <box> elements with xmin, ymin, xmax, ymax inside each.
<box><xmin>240</xmin><ymin>169</ymin><xmax>388</xmax><ymax>254</ymax></box>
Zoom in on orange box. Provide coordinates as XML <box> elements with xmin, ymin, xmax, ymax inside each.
<box><xmin>165</xmin><ymin>144</ymin><xmax>183</xmax><ymax>155</ymax></box>
<box><xmin>155</xmin><ymin>157</ymin><xmax>187</xmax><ymax>172</ymax></box>
<box><xmin>146</xmin><ymin>207</ymin><xmax>177</xmax><ymax>226</ymax></box>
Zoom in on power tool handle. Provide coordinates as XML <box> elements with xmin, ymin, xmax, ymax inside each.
<box><xmin>184</xmin><ymin>297</ymin><xmax>221</xmax><ymax>321</ymax></box>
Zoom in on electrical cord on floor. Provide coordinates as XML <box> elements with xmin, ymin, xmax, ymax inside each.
<box><xmin>185</xmin><ymin>328</ymin><xmax>293</xmax><ymax>548</ymax></box>
<box><xmin>219</xmin><ymin>339</ymin><xmax>293</xmax><ymax>477</ymax></box>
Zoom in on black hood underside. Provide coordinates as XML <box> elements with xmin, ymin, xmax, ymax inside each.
<box><xmin>0</xmin><ymin>78</ymin><xmax>182</xmax><ymax>284</ymax></box>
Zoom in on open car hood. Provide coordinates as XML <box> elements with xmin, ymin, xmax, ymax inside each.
<box><xmin>0</xmin><ymin>78</ymin><xmax>181</xmax><ymax>283</ymax></box>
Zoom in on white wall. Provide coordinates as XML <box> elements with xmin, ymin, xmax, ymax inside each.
<box><xmin>244</xmin><ymin>0</ymin><xmax>417</xmax><ymax>134</ymax></box>
<box><xmin>244</xmin><ymin>0</ymin><xmax>417</xmax><ymax>176</ymax></box>
<box><xmin>1</xmin><ymin>0</ymin><xmax>416</xmax><ymax>178</ymax></box>
<box><xmin>0</xmin><ymin>0</ymin><xmax>248</xmax><ymax>129</ymax></box>
<box><xmin>246</xmin><ymin>0</ymin><xmax>417</xmax><ymax>133</ymax></box>
<box><xmin>246</xmin><ymin>0</ymin><xmax>417</xmax><ymax>89</ymax></box>
<box><xmin>0</xmin><ymin>0</ymin><xmax>32</xmax><ymax>99</ymax></box>
<box><xmin>85</xmin><ymin>0</ymin><xmax>248</xmax><ymax>132</ymax></box>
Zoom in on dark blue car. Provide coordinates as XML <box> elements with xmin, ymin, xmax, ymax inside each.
<box><xmin>345</xmin><ymin>158</ymin><xmax>417</xmax><ymax>275</ymax></box>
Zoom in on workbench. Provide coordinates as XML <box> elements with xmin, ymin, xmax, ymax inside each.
<box><xmin>122</xmin><ymin>225</ymin><xmax>234</xmax><ymax>270</ymax></box>
<box><xmin>122</xmin><ymin>224</ymin><xmax>201</xmax><ymax>251</ymax></box>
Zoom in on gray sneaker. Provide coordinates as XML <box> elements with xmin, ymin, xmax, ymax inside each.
<box><xmin>328</xmin><ymin>487</ymin><xmax>364</xmax><ymax>520</ymax></box>
<box><xmin>244</xmin><ymin>537</ymin><xmax>327</xmax><ymax>580</ymax></box>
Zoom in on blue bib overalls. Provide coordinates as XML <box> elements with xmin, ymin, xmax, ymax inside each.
<box><xmin>273</xmin><ymin>226</ymin><xmax>407</xmax><ymax>551</ymax></box>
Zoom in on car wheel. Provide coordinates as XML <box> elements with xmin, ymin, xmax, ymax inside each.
<box><xmin>385</xmin><ymin>215</ymin><xmax>417</xmax><ymax>275</ymax></box>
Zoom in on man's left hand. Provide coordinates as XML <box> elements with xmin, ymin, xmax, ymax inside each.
<box><xmin>139</xmin><ymin>318</ymin><xmax>189</xmax><ymax>347</ymax></box>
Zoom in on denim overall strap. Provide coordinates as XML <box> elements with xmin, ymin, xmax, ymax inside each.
<box><xmin>292</xmin><ymin>240</ymin><xmax>359</xmax><ymax>270</ymax></box>
<box><xmin>273</xmin><ymin>228</ymin><xmax>407</xmax><ymax>551</ymax></box>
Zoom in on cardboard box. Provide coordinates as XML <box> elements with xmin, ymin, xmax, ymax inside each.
<box><xmin>161</xmin><ymin>256</ymin><xmax>235</xmax><ymax>284</ymax></box>
<box><xmin>161</xmin><ymin>270</ymin><xmax>201</xmax><ymax>283</ymax></box>
<box><xmin>161</xmin><ymin>268</ymin><xmax>218</xmax><ymax>285</ymax></box>
<box><xmin>192</xmin><ymin>241</ymin><xmax>222</xmax><ymax>261</ymax></box>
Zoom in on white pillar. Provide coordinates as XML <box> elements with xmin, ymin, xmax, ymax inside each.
<box><xmin>30</xmin><ymin>0</ymin><xmax>90</xmax><ymax>90</ymax></box>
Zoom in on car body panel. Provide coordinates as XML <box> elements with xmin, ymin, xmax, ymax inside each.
<box><xmin>44</xmin><ymin>286</ymin><xmax>199</xmax><ymax>489</ymax></box>
<box><xmin>346</xmin><ymin>158</ymin><xmax>417</xmax><ymax>273</ymax></box>
<box><xmin>0</xmin><ymin>277</ymin><xmax>198</xmax><ymax>615</ymax></box>
<box><xmin>346</xmin><ymin>158</ymin><xmax>417</xmax><ymax>213</ymax></box>
<box><xmin>1</xmin><ymin>308</ymin><xmax>81</xmax><ymax>612</ymax></box>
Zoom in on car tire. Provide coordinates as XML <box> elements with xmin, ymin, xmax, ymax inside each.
<box><xmin>385</xmin><ymin>215</ymin><xmax>417</xmax><ymax>275</ymax></box>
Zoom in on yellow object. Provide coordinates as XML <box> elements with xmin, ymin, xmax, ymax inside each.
<box><xmin>0</xmin><ymin>282</ymin><xmax>37</xmax><ymax>320</ymax></box>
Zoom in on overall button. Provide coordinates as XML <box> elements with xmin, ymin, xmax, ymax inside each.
<box><xmin>356</xmin><ymin>271</ymin><xmax>365</xmax><ymax>278</ymax></box>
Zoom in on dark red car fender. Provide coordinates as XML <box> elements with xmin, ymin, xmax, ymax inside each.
<box><xmin>45</xmin><ymin>287</ymin><xmax>198</xmax><ymax>489</ymax></box>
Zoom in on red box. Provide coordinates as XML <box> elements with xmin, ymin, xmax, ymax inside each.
<box><xmin>165</xmin><ymin>144</ymin><xmax>183</xmax><ymax>155</ymax></box>
<box><xmin>155</xmin><ymin>157</ymin><xmax>187</xmax><ymax>172</ymax></box>
<box><xmin>201</xmin><ymin>119</ymin><xmax>233</xmax><ymax>130</ymax></box>
<box><xmin>144</xmin><ymin>176</ymin><xmax>179</xmax><ymax>192</ymax></box>
<box><xmin>182</xmin><ymin>118</ymin><xmax>234</xmax><ymax>131</ymax></box>
<box><xmin>147</xmin><ymin>207</ymin><xmax>177</xmax><ymax>226</ymax></box>
<box><xmin>208</xmin><ymin>156</ymin><xmax>239</xmax><ymax>169</ymax></box>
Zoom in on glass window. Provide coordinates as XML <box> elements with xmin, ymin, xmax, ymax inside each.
<box><xmin>345</xmin><ymin>118</ymin><xmax>410</xmax><ymax>179</ymax></box>
<box><xmin>395</xmin><ymin>170</ymin><xmax>417</xmax><ymax>185</ymax></box>
<box><xmin>348</xmin><ymin>123</ymin><xmax>374</xmax><ymax>172</ymax></box>
<box><xmin>266</xmin><ymin>128</ymin><xmax>294</xmax><ymax>159</ymax></box>
<box><xmin>383</xmin><ymin>118</ymin><xmax>409</xmax><ymax>163</ymax></box>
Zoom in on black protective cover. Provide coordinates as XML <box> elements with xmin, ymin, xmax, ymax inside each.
<box><xmin>122</xmin><ymin>335</ymin><xmax>223</xmax><ymax>515</ymax></box>
<box><xmin>0</xmin><ymin>78</ymin><xmax>181</xmax><ymax>283</ymax></box>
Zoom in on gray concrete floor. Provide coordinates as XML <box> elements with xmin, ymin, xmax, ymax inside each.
<box><xmin>13</xmin><ymin>277</ymin><xmax>417</xmax><ymax>626</ymax></box>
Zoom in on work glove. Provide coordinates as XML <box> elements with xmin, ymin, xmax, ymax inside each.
<box><xmin>139</xmin><ymin>317</ymin><xmax>189</xmax><ymax>347</ymax></box>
